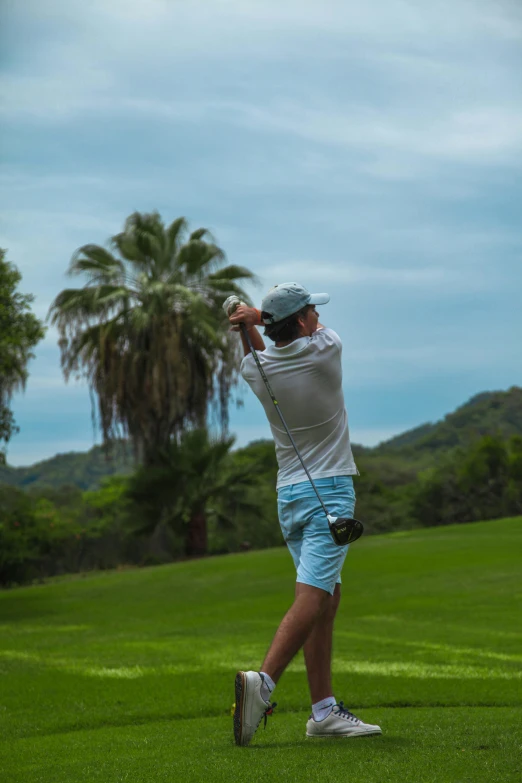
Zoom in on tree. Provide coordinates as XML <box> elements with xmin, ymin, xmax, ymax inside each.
<box><xmin>410</xmin><ymin>435</ymin><xmax>517</xmax><ymax>528</ymax></box>
<box><xmin>505</xmin><ymin>435</ymin><xmax>522</xmax><ymax>515</ymax></box>
<box><xmin>48</xmin><ymin>212</ymin><xmax>255</xmax><ymax>465</ymax></box>
<box><xmin>457</xmin><ymin>436</ymin><xmax>509</xmax><ymax>520</ymax></box>
<box><xmin>126</xmin><ymin>428</ymin><xmax>265</xmax><ymax>556</ymax></box>
<box><xmin>0</xmin><ymin>249</ymin><xmax>45</xmax><ymax>463</ymax></box>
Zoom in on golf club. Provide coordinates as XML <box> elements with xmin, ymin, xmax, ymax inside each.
<box><xmin>223</xmin><ymin>296</ymin><xmax>363</xmax><ymax>546</ymax></box>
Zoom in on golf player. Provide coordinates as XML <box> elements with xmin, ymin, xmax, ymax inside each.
<box><xmin>227</xmin><ymin>282</ymin><xmax>382</xmax><ymax>746</ymax></box>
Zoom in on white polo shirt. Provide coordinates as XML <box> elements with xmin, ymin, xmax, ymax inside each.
<box><xmin>240</xmin><ymin>327</ymin><xmax>357</xmax><ymax>489</ymax></box>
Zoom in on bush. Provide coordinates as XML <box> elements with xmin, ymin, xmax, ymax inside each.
<box><xmin>0</xmin><ymin>486</ymin><xmax>85</xmax><ymax>585</ymax></box>
<box><xmin>0</xmin><ymin>486</ymin><xmax>39</xmax><ymax>585</ymax></box>
<box><xmin>409</xmin><ymin>435</ymin><xmax>522</xmax><ymax>528</ymax></box>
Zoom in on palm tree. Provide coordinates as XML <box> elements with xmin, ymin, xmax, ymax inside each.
<box><xmin>126</xmin><ymin>428</ymin><xmax>265</xmax><ymax>556</ymax></box>
<box><xmin>48</xmin><ymin>212</ymin><xmax>255</xmax><ymax>465</ymax></box>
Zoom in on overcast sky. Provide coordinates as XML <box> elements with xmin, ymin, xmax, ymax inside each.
<box><xmin>1</xmin><ymin>0</ymin><xmax>521</xmax><ymax>466</ymax></box>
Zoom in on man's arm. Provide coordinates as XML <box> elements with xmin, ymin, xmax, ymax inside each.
<box><xmin>238</xmin><ymin>325</ymin><xmax>265</xmax><ymax>356</ymax></box>
<box><xmin>229</xmin><ymin>305</ymin><xmax>266</xmax><ymax>356</ymax></box>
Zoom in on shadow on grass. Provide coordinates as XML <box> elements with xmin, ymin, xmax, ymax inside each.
<box><xmin>0</xmin><ymin>593</ymin><xmax>58</xmax><ymax>622</ymax></box>
<box><xmin>247</xmin><ymin>736</ymin><xmax>412</xmax><ymax>751</ymax></box>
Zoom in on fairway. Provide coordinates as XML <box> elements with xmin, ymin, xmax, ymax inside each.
<box><xmin>1</xmin><ymin>518</ymin><xmax>521</xmax><ymax>783</ymax></box>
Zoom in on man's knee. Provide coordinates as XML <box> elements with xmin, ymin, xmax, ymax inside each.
<box><xmin>307</xmin><ymin>584</ymin><xmax>340</xmax><ymax>623</ymax></box>
<box><xmin>295</xmin><ymin>582</ymin><xmax>332</xmax><ymax>616</ymax></box>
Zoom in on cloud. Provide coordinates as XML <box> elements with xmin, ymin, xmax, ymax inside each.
<box><xmin>3</xmin><ymin>0</ymin><xmax>522</xmax><ymax>169</ymax></box>
<box><xmin>17</xmin><ymin>0</ymin><xmax>522</xmax><ymax>49</ymax></box>
<box><xmin>0</xmin><ymin>170</ymin><xmax>139</xmax><ymax>192</ymax></box>
<box><xmin>246</xmin><ymin>225</ymin><xmax>514</xmax><ymax>293</ymax></box>
<box><xmin>1</xmin><ymin>208</ymin><xmax>116</xmax><ymax>234</ymax></box>
<box><xmin>343</xmin><ymin>341</ymin><xmax>517</xmax><ymax>387</ymax></box>
<box><xmin>225</xmin><ymin>101</ymin><xmax>522</xmax><ymax>168</ymax></box>
<box><xmin>260</xmin><ymin>261</ymin><xmax>475</xmax><ymax>289</ymax></box>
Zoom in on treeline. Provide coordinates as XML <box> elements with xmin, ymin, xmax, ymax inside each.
<box><xmin>1</xmin><ymin>432</ymin><xmax>521</xmax><ymax>587</ymax></box>
<box><xmin>0</xmin><ymin>431</ymin><xmax>279</xmax><ymax>586</ymax></box>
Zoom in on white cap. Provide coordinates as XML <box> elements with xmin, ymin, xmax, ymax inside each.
<box><xmin>261</xmin><ymin>282</ymin><xmax>330</xmax><ymax>324</ymax></box>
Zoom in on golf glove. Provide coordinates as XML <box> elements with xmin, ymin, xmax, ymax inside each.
<box><xmin>222</xmin><ymin>295</ymin><xmax>245</xmax><ymax>316</ymax></box>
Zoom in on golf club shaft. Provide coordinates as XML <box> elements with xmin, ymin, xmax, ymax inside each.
<box><xmin>240</xmin><ymin>323</ymin><xmax>331</xmax><ymax>520</ymax></box>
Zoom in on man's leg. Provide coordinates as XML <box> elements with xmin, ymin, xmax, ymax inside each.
<box><xmin>260</xmin><ymin>583</ymin><xmax>331</xmax><ymax>683</ymax></box>
<box><xmin>302</xmin><ymin>582</ymin><xmax>341</xmax><ymax>704</ymax></box>
<box><xmin>233</xmin><ymin>582</ymin><xmax>331</xmax><ymax>746</ymax></box>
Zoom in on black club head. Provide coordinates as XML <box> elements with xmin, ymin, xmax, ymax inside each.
<box><xmin>329</xmin><ymin>517</ymin><xmax>364</xmax><ymax>546</ymax></box>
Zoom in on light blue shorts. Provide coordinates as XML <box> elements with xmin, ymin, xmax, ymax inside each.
<box><xmin>277</xmin><ymin>475</ymin><xmax>356</xmax><ymax>596</ymax></box>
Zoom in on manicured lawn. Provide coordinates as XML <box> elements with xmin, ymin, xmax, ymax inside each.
<box><xmin>1</xmin><ymin>517</ymin><xmax>521</xmax><ymax>782</ymax></box>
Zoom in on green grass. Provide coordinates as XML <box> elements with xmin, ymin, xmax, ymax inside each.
<box><xmin>1</xmin><ymin>517</ymin><xmax>521</xmax><ymax>782</ymax></box>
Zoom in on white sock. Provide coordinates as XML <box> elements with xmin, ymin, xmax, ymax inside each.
<box><xmin>259</xmin><ymin>671</ymin><xmax>275</xmax><ymax>703</ymax></box>
<box><xmin>312</xmin><ymin>696</ymin><xmax>336</xmax><ymax>722</ymax></box>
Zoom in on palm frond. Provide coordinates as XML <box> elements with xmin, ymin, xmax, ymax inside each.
<box><xmin>176</xmin><ymin>240</ymin><xmax>225</xmax><ymax>277</ymax></box>
<box><xmin>207</xmin><ymin>265</ymin><xmax>258</xmax><ymax>283</ymax></box>
<box><xmin>110</xmin><ymin>233</ymin><xmax>147</xmax><ymax>264</ymax></box>
<box><xmin>48</xmin><ymin>286</ymin><xmax>130</xmax><ymax>326</ymax></box>
<box><xmin>69</xmin><ymin>245</ymin><xmax>124</xmax><ymax>281</ymax></box>
<box><xmin>189</xmin><ymin>227</ymin><xmax>212</xmax><ymax>242</ymax></box>
<box><xmin>166</xmin><ymin>217</ymin><xmax>188</xmax><ymax>257</ymax></box>
<box><xmin>124</xmin><ymin>211</ymin><xmax>165</xmax><ymax>237</ymax></box>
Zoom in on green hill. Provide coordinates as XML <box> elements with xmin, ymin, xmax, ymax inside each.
<box><xmin>0</xmin><ymin>441</ymin><xmax>134</xmax><ymax>491</ymax></box>
<box><xmin>374</xmin><ymin>385</ymin><xmax>522</xmax><ymax>458</ymax></box>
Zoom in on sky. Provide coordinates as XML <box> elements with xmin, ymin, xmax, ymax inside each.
<box><xmin>1</xmin><ymin>0</ymin><xmax>521</xmax><ymax>466</ymax></box>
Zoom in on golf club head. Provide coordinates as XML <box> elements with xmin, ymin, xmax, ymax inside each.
<box><xmin>328</xmin><ymin>516</ymin><xmax>364</xmax><ymax>546</ymax></box>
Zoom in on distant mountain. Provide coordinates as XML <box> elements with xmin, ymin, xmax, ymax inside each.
<box><xmin>0</xmin><ymin>441</ymin><xmax>134</xmax><ymax>491</ymax></box>
<box><xmin>1</xmin><ymin>387</ymin><xmax>521</xmax><ymax>490</ymax></box>
<box><xmin>375</xmin><ymin>386</ymin><xmax>522</xmax><ymax>456</ymax></box>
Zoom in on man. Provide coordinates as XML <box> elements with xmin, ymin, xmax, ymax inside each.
<box><xmin>228</xmin><ymin>282</ymin><xmax>381</xmax><ymax>746</ymax></box>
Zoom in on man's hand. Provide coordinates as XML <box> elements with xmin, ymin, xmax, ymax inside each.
<box><xmin>222</xmin><ymin>295</ymin><xmax>264</xmax><ymax>353</ymax></box>
<box><xmin>228</xmin><ymin>305</ymin><xmax>260</xmax><ymax>332</ymax></box>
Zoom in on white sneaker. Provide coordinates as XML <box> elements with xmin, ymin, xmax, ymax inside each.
<box><xmin>306</xmin><ymin>701</ymin><xmax>382</xmax><ymax>738</ymax></box>
<box><xmin>233</xmin><ymin>671</ymin><xmax>276</xmax><ymax>746</ymax></box>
